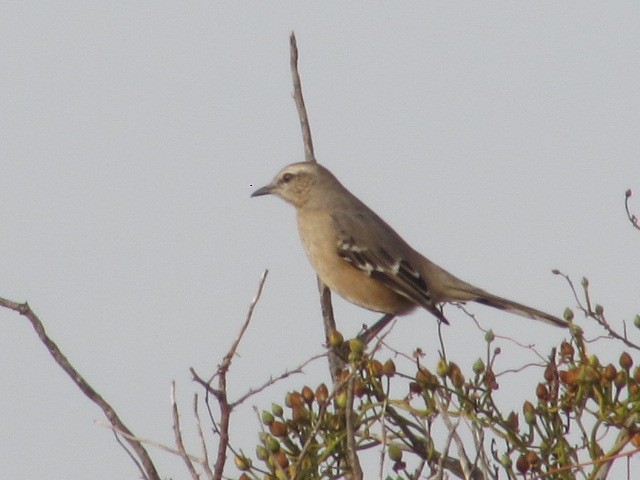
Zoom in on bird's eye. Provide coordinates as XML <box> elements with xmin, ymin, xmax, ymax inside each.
<box><xmin>282</xmin><ymin>173</ymin><xmax>294</xmax><ymax>183</ymax></box>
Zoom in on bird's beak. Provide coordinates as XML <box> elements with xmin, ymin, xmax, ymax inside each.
<box><xmin>251</xmin><ymin>184</ymin><xmax>273</xmax><ymax>197</ymax></box>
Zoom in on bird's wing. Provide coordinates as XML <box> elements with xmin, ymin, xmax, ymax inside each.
<box><xmin>332</xmin><ymin>210</ymin><xmax>449</xmax><ymax>323</ymax></box>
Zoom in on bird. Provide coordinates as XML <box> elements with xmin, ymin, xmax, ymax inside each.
<box><xmin>251</xmin><ymin>161</ymin><xmax>567</xmax><ymax>328</ymax></box>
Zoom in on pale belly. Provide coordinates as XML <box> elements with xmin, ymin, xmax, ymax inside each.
<box><xmin>297</xmin><ymin>212</ymin><xmax>415</xmax><ymax>315</ymax></box>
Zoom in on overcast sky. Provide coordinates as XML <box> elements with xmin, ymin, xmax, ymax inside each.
<box><xmin>2</xmin><ymin>3</ymin><xmax>640</xmax><ymax>479</ymax></box>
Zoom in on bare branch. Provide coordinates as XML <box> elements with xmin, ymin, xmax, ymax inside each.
<box><xmin>590</xmin><ymin>415</ymin><xmax>636</xmax><ymax>480</ymax></box>
<box><xmin>288</xmin><ymin>31</ymin><xmax>343</xmax><ymax>383</ymax></box>
<box><xmin>345</xmin><ymin>376</ymin><xmax>364</xmax><ymax>480</ymax></box>
<box><xmin>172</xmin><ymin>382</ymin><xmax>199</xmax><ymax>479</ymax></box>
<box><xmin>553</xmin><ymin>271</ymin><xmax>640</xmax><ymax>351</ymax></box>
<box><xmin>212</xmin><ymin>269</ymin><xmax>268</xmax><ymax>479</ymax></box>
<box><xmin>455</xmin><ymin>303</ymin><xmax>548</xmax><ymax>363</ymax></box>
<box><xmin>378</xmin><ymin>393</ymin><xmax>389</xmax><ymax>480</ymax></box>
<box><xmin>193</xmin><ymin>394</ymin><xmax>215</xmax><ymax>480</ymax></box>
<box><xmin>231</xmin><ymin>352</ymin><xmax>325</xmax><ymax>408</ymax></box>
<box><xmin>213</xmin><ymin>269</ymin><xmax>269</xmax><ymax>383</ymax></box>
<box><xmin>289</xmin><ymin>31</ymin><xmax>315</xmax><ymax>163</ymax></box>
<box><xmin>0</xmin><ymin>297</ymin><xmax>160</xmax><ymax>480</ymax></box>
<box><xmin>97</xmin><ymin>421</ymin><xmax>201</xmax><ymax>461</ymax></box>
<box><xmin>434</xmin><ymin>394</ymin><xmax>475</xmax><ymax>480</ymax></box>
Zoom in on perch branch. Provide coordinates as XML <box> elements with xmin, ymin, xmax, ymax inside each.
<box><xmin>289</xmin><ymin>31</ymin><xmax>343</xmax><ymax>383</ymax></box>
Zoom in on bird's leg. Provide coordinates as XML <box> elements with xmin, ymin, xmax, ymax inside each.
<box><xmin>329</xmin><ymin>313</ymin><xmax>396</xmax><ymax>364</ymax></box>
<box><xmin>358</xmin><ymin>313</ymin><xmax>396</xmax><ymax>345</ymax></box>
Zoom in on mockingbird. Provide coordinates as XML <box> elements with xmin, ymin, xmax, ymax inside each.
<box><xmin>252</xmin><ymin>162</ymin><xmax>566</xmax><ymax>328</ymax></box>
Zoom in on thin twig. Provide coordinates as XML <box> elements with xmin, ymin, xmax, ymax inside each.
<box><xmin>191</xmin><ymin>353</ymin><xmax>321</xmax><ymax>410</ymax></box>
<box><xmin>292</xmin><ymin>372</ymin><xmax>355</xmax><ymax>479</ymax></box>
<box><xmin>97</xmin><ymin>420</ymin><xmax>201</xmax><ymax>461</ymax></box>
<box><xmin>437</xmin><ymin>318</ymin><xmax>448</xmax><ymax>362</ymax></box>
<box><xmin>496</xmin><ymin>362</ymin><xmax>548</xmax><ymax>377</ymax></box>
<box><xmin>468</xmin><ymin>419</ymin><xmax>494</xmax><ymax>479</ymax></box>
<box><xmin>110</xmin><ymin>428</ymin><xmax>146</xmax><ymax>476</ymax></box>
<box><xmin>172</xmin><ymin>382</ymin><xmax>200</xmax><ymax>479</ymax></box>
<box><xmin>102</xmin><ymin>415</ymin><xmax>254</xmax><ymax>478</ymax></box>
<box><xmin>434</xmin><ymin>394</ymin><xmax>475</xmax><ymax>480</ymax></box>
<box><xmin>289</xmin><ymin>31</ymin><xmax>315</xmax><ymax>163</ymax></box>
<box><xmin>435</xmin><ymin>420</ymin><xmax>456</xmax><ymax>480</ymax></box>
<box><xmin>591</xmin><ymin>309</ymin><xmax>640</xmax><ymax>351</ymax></box>
<box><xmin>345</xmin><ymin>375</ymin><xmax>364</xmax><ymax>480</ymax></box>
<box><xmin>214</xmin><ymin>270</ymin><xmax>268</xmax><ymax>479</ymax></box>
<box><xmin>231</xmin><ymin>352</ymin><xmax>325</xmax><ymax>408</ymax></box>
<box><xmin>379</xmin><ymin>389</ymin><xmax>485</xmax><ymax>480</ymax></box>
<box><xmin>212</xmin><ymin>269</ymin><xmax>269</xmax><ymax>383</ymax></box>
<box><xmin>589</xmin><ymin>415</ymin><xmax>636</xmax><ymax>480</ymax></box>
<box><xmin>193</xmin><ymin>394</ymin><xmax>215</xmax><ymax>480</ymax></box>
<box><xmin>378</xmin><ymin>379</ymin><xmax>391</xmax><ymax>480</ymax></box>
<box><xmin>0</xmin><ymin>297</ymin><xmax>160</xmax><ymax>480</ymax></box>
<box><xmin>624</xmin><ymin>189</ymin><xmax>640</xmax><ymax>231</ymax></box>
<box><xmin>455</xmin><ymin>303</ymin><xmax>548</xmax><ymax>363</ymax></box>
<box><xmin>292</xmin><ymin>401</ymin><xmax>330</xmax><ymax>479</ymax></box>
<box><xmin>412</xmin><ymin>458</ymin><xmax>428</xmax><ymax>479</ymax></box>
<box><xmin>188</xmin><ymin>270</ymin><xmax>269</xmax><ymax>479</ymax></box>
<box><xmin>553</xmin><ymin>271</ymin><xmax>640</xmax><ymax>351</ymax></box>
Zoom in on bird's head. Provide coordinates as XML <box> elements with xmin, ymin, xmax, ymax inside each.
<box><xmin>251</xmin><ymin>162</ymin><xmax>335</xmax><ymax>208</ymax></box>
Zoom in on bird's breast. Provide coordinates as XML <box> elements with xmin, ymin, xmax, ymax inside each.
<box><xmin>296</xmin><ymin>210</ymin><xmax>415</xmax><ymax>315</ymax></box>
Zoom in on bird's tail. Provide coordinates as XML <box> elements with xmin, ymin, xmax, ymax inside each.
<box><xmin>439</xmin><ymin>275</ymin><xmax>568</xmax><ymax>328</ymax></box>
<box><xmin>473</xmin><ymin>292</ymin><xmax>567</xmax><ymax>328</ymax></box>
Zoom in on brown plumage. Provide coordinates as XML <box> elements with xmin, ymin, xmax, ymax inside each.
<box><xmin>252</xmin><ymin>162</ymin><xmax>567</xmax><ymax>328</ymax></box>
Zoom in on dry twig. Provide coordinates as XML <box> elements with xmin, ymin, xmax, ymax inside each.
<box><xmin>0</xmin><ymin>297</ymin><xmax>160</xmax><ymax>480</ymax></box>
<box><xmin>172</xmin><ymin>382</ymin><xmax>199</xmax><ymax>479</ymax></box>
<box><xmin>553</xmin><ymin>270</ymin><xmax>640</xmax><ymax>351</ymax></box>
<box><xmin>625</xmin><ymin>189</ymin><xmax>640</xmax><ymax>231</ymax></box>
<box><xmin>345</xmin><ymin>375</ymin><xmax>364</xmax><ymax>480</ymax></box>
<box><xmin>196</xmin><ymin>269</ymin><xmax>269</xmax><ymax>480</ymax></box>
<box><xmin>193</xmin><ymin>394</ymin><xmax>215</xmax><ymax>480</ymax></box>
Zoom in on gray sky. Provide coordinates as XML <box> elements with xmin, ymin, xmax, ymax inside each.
<box><xmin>2</xmin><ymin>3</ymin><xmax>639</xmax><ymax>479</ymax></box>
